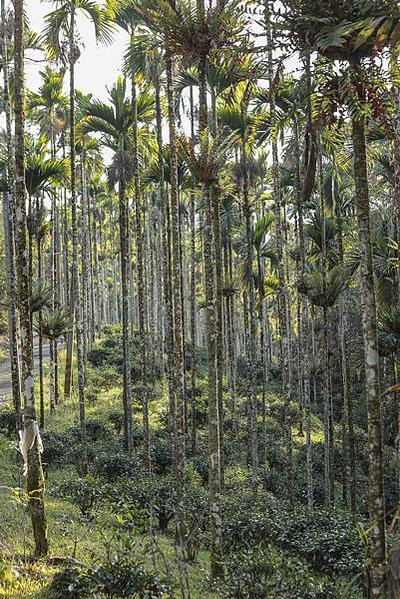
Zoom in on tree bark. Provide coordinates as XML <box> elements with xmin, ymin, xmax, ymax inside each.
<box><xmin>14</xmin><ymin>0</ymin><xmax>48</xmax><ymax>556</ymax></box>
<box><xmin>166</xmin><ymin>54</ymin><xmax>186</xmax><ymax>549</ymax></box>
<box><xmin>1</xmin><ymin>0</ymin><xmax>21</xmax><ymax>424</ymax></box>
<box><xmin>351</xmin><ymin>59</ymin><xmax>386</xmax><ymax>598</ymax></box>
<box><xmin>69</xmin><ymin>3</ymin><xmax>88</xmax><ymax>476</ymax></box>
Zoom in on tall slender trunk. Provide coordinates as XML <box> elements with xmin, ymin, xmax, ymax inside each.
<box><xmin>242</xmin><ymin>139</ymin><xmax>259</xmax><ymax>484</ymax></box>
<box><xmin>155</xmin><ymin>74</ymin><xmax>175</xmax><ymax>434</ymax></box>
<box><xmin>391</xmin><ymin>50</ymin><xmax>400</xmax><ymax>518</ymax></box>
<box><xmin>131</xmin><ymin>77</ymin><xmax>150</xmax><ymax>471</ymax></box>
<box><xmin>295</xmin><ymin>106</ymin><xmax>313</xmax><ymax>506</ymax></box>
<box><xmin>189</xmin><ymin>86</ymin><xmax>197</xmax><ymax>456</ymax></box>
<box><xmin>118</xmin><ymin>169</ymin><xmax>133</xmax><ymax>453</ymax></box>
<box><xmin>80</xmin><ymin>157</ymin><xmax>89</xmax><ymax>357</ymax></box>
<box><xmin>266</xmin><ymin>1</ymin><xmax>293</xmax><ymax>507</ymax></box>
<box><xmin>335</xmin><ymin>181</ymin><xmax>355</xmax><ymax>510</ymax></box>
<box><xmin>36</xmin><ymin>197</ymin><xmax>45</xmax><ymax>426</ymax></box>
<box><xmin>351</xmin><ymin>59</ymin><xmax>386</xmax><ymax>598</ymax></box>
<box><xmin>14</xmin><ymin>0</ymin><xmax>48</xmax><ymax>556</ymax></box>
<box><xmin>197</xmin><ymin>43</ymin><xmax>223</xmax><ymax>576</ymax></box>
<box><xmin>318</xmin><ymin>150</ymin><xmax>334</xmax><ymax>504</ymax></box>
<box><xmin>69</xmin><ymin>3</ymin><xmax>88</xmax><ymax>476</ymax></box>
<box><xmin>225</xmin><ymin>239</ymin><xmax>237</xmax><ymax>428</ymax></box>
<box><xmin>166</xmin><ymin>54</ymin><xmax>186</xmax><ymax>549</ymax></box>
<box><xmin>190</xmin><ymin>190</ymin><xmax>197</xmax><ymax>455</ymax></box>
<box><xmin>1</xmin><ymin>0</ymin><xmax>21</xmax><ymax>423</ymax></box>
<box><xmin>257</xmin><ymin>251</ymin><xmax>268</xmax><ymax>464</ymax></box>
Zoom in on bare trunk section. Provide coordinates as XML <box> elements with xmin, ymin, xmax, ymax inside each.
<box><xmin>166</xmin><ymin>54</ymin><xmax>187</xmax><ymax>550</ymax></box>
<box><xmin>1</xmin><ymin>0</ymin><xmax>21</xmax><ymax>425</ymax></box>
<box><xmin>14</xmin><ymin>0</ymin><xmax>48</xmax><ymax>556</ymax></box>
<box><xmin>69</xmin><ymin>4</ymin><xmax>88</xmax><ymax>476</ymax></box>
<box><xmin>351</xmin><ymin>59</ymin><xmax>386</xmax><ymax>598</ymax></box>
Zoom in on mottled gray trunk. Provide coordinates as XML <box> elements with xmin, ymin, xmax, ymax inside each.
<box><xmin>1</xmin><ymin>0</ymin><xmax>21</xmax><ymax>423</ymax></box>
<box><xmin>351</xmin><ymin>59</ymin><xmax>386</xmax><ymax>598</ymax></box>
<box><xmin>197</xmin><ymin>44</ymin><xmax>222</xmax><ymax>577</ymax></box>
<box><xmin>69</xmin><ymin>4</ymin><xmax>88</xmax><ymax>476</ymax></box>
<box><xmin>118</xmin><ymin>171</ymin><xmax>133</xmax><ymax>453</ymax></box>
<box><xmin>266</xmin><ymin>2</ymin><xmax>293</xmax><ymax>507</ymax></box>
<box><xmin>166</xmin><ymin>54</ymin><xmax>186</xmax><ymax>548</ymax></box>
<box><xmin>14</xmin><ymin>0</ymin><xmax>48</xmax><ymax>556</ymax></box>
<box><xmin>132</xmin><ymin>78</ymin><xmax>150</xmax><ymax>471</ymax></box>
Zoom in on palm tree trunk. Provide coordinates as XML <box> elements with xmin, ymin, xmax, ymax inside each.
<box><xmin>1</xmin><ymin>0</ymin><xmax>21</xmax><ymax>424</ymax></box>
<box><xmin>36</xmin><ymin>197</ymin><xmax>45</xmax><ymax>426</ymax></box>
<box><xmin>197</xmin><ymin>44</ymin><xmax>223</xmax><ymax>576</ymax></box>
<box><xmin>131</xmin><ymin>78</ymin><xmax>150</xmax><ymax>471</ymax></box>
<box><xmin>14</xmin><ymin>0</ymin><xmax>48</xmax><ymax>556</ymax></box>
<box><xmin>295</xmin><ymin>109</ymin><xmax>313</xmax><ymax>506</ymax></box>
<box><xmin>190</xmin><ymin>190</ymin><xmax>197</xmax><ymax>455</ymax></box>
<box><xmin>266</xmin><ymin>1</ymin><xmax>293</xmax><ymax>507</ymax></box>
<box><xmin>351</xmin><ymin>58</ymin><xmax>386</xmax><ymax>597</ymax></box>
<box><xmin>80</xmin><ymin>157</ymin><xmax>90</xmax><ymax>358</ymax></box>
<box><xmin>242</xmin><ymin>142</ymin><xmax>259</xmax><ymax>484</ymax></box>
<box><xmin>155</xmin><ymin>73</ymin><xmax>175</xmax><ymax>434</ymax></box>
<box><xmin>69</xmin><ymin>2</ymin><xmax>88</xmax><ymax>476</ymax></box>
<box><xmin>118</xmin><ymin>169</ymin><xmax>133</xmax><ymax>453</ymax></box>
<box><xmin>166</xmin><ymin>54</ymin><xmax>186</xmax><ymax>548</ymax></box>
<box><xmin>189</xmin><ymin>86</ymin><xmax>197</xmax><ymax>456</ymax></box>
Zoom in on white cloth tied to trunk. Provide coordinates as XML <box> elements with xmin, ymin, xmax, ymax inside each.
<box><xmin>19</xmin><ymin>419</ymin><xmax>43</xmax><ymax>476</ymax></box>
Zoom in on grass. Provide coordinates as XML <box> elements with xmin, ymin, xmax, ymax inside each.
<box><xmin>0</xmin><ymin>347</ymin><xmax>222</xmax><ymax>598</ymax></box>
<box><xmin>0</xmin><ymin>333</ymin><xmax>361</xmax><ymax>598</ymax></box>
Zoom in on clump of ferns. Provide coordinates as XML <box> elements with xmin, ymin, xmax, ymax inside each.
<box><xmin>36</xmin><ymin>307</ymin><xmax>72</xmax><ymax>342</ymax></box>
<box><xmin>29</xmin><ymin>282</ymin><xmax>53</xmax><ymax>315</ymax></box>
<box><xmin>280</xmin><ymin>0</ymin><xmax>400</xmax><ymax>60</ymax></box>
<box><xmin>297</xmin><ymin>262</ymin><xmax>356</xmax><ymax>309</ymax></box>
<box><xmin>177</xmin><ymin>127</ymin><xmax>240</xmax><ymax>186</ymax></box>
<box><xmin>27</xmin><ymin>206</ymin><xmax>53</xmax><ymax>244</ymax></box>
<box><xmin>134</xmin><ymin>0</ymin><xmax>248</xmax><ymax>63</ymax></box>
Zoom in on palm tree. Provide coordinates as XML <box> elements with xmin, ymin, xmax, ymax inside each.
<box><xmin>282</xmin><ymin>2</ymin><xmax>400</xmax><ymax>589</ymax></box>
<box><xmin>23</xmin><ymin>136</ymin><xmax>69</xmax><ymax>420</ymax></box>
<box><xmin>28</xmin><ymin>66</ymin><xmax>67</xmax><ymax>152</ymax></box>
<box><xmin>1</xmin><ymin>0</ymin><xmax>21</xmax><ymax>424</ymax></box>
<box><xmin>109</xmin><ymin>0</ymin><xmax>154</xmax><ymax>471</ymax></box>
<box><xmin>265</xmin><ymin>1</ymin><xmax>295</xmax><ymax>508</ymax></box>
<box><xmin>178</xmin><ymin>124</ymin><xmax>240</xmax><ymax>577</ymax></box>
<box><xmin>79</xmin><ymin>77</ymin><xmax>154</xmax><ymax>455</ymax></box>
<box><xmin>28</xmin><ymin>68</ymin><xmax>68</xmax><ymax>409</ymax></box>
<box><xmin>44</xmin><ymin>0</ymin><xmax>114</xmax><ymax>475</ymax></box>
<box><xmin>253</xmin><ymin>212</ymin><xmax>274</xmax><ymax>463</ymax></box>
<box><xmin>14</xmin><ymin>0</ymin><xmax>48</xmax><ymax>557</ymax></box>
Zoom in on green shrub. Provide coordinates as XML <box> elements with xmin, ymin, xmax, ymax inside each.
<box><xmin>0</xmin><ymin>406</ymin><xmax>17</xmax><ymax>438</ymax></box>
<box><xmin>42</xmin><ymin>428</ymin><xmax>81</xmax><ymax>469</ymax></box>
<box><xmin>151</xmin><ymin>434</ymin><xmax>173</xmax><ymax>475</ymax></box>
<box><xmin>47</xmin><ymin>567</ymin><xmax>88</xmax><ymax>598</ymax></box>
<box><xmin>53</xmin><ymin>476</ymin><xmax>104</xmax><ymax>519</ymax></box>
<box><xmin>88</xmin><ymin>557</ymin><xmax>167</xmax><ymax>598</ymax></box>
<box><xmin>114</xmin><ymin>476</ymin><xmax>176</xmax><ymax>532</ymax></box>
<box><xmin>277</xmin><ymin>509</ymin><xmax>363</xmax><ymax>576</ymax></box>
<box><xmin>222</xmin><ymin>492</ymin><xmax>363</xmax><ymax>577</ymax></box>
<box><xmin>93</xmin><ymin>452</ymin><xmax>143</xmax><ymax>482</ymax></box>
<box><xmin>221</xmin><ymin>545</ymin><xmax>334</xmax><ymax>598</ymax></box>
<box><xmin>86</xmin><ymin>420</ymin><xmax>110</xmax><ymax>441</ymax></box>
<box><xmin>108</xmin><ymin>411</ymin><xmax>124</xmax><ymax>434</ymax></box>
<box><xmin>47</xmin><ymin>558</ymin><xmax>168</xmax><ymax>598</ymax></box>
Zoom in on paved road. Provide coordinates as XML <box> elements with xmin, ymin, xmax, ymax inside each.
<box><xmin>0</xmin><ymin>340</ymin><xmax>55</xmax><ymax>403</ymax></box>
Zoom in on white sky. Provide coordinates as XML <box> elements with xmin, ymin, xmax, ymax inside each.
<box><xmin>26</xmin><ymin>0</ymin><xmax>128</xmax><ymax>98</ymax></box>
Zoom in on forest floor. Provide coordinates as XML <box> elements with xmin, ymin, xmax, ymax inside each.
<box><xmin>0</xmin><ymin>348</ymin><xmax>221</xmax><ymax>598</ymax></box>
<box><xmin>0</xmin><ymin>329</ymin><xmax>365</xmax><ymax>598</ymax></box>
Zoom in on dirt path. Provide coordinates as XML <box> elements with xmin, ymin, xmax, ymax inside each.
<box><xmin>0</xmin><ymin>340</ymin><xmax>61</xmax><ymax>403</ymax></box>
